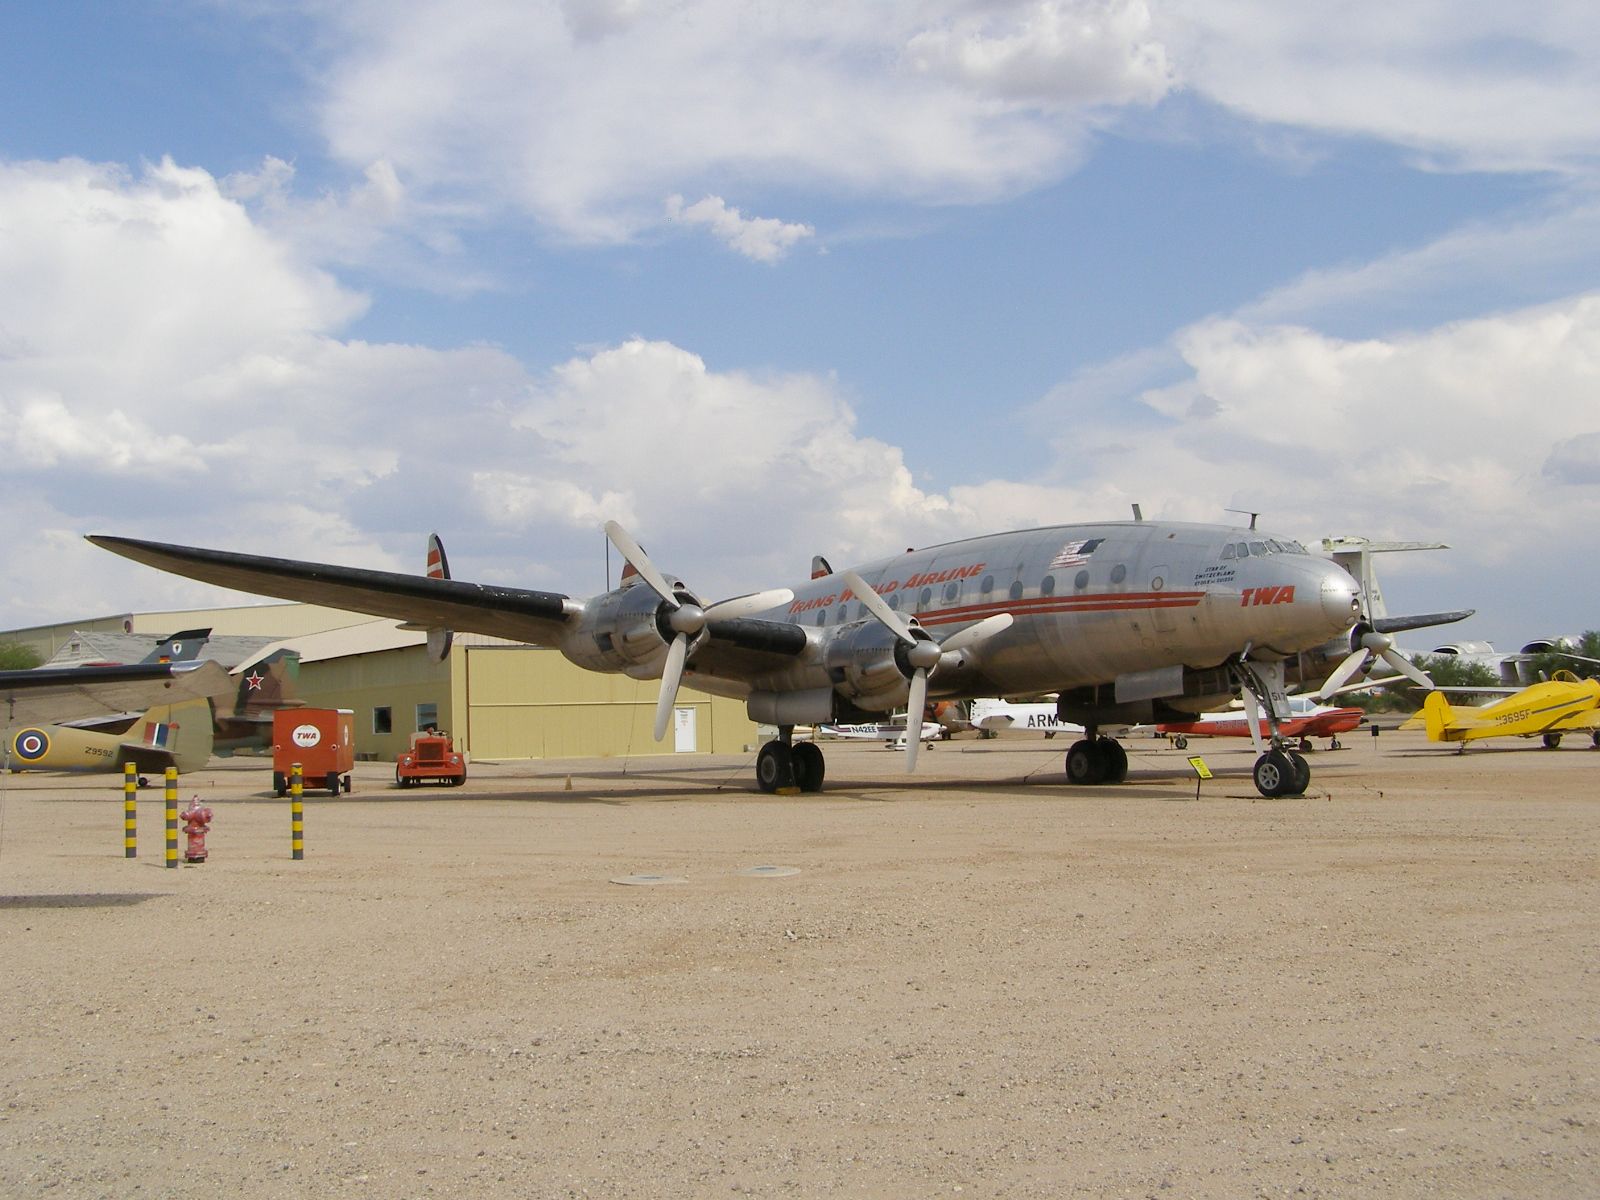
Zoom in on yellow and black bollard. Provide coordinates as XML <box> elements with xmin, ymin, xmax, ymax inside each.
<box><xmin>123</xmin><ymin>762</ymin><xmax>137</xmax><ymax>858</ymax></box>
<box><xmin>164</xmin><ymin>767</ymin><xmax>178</xmax><ymax>869</ymax></box>
<box><xmin>290</xmin><ymin>762</ymin><xmax>304</xmax><ymax>860</ymax></box>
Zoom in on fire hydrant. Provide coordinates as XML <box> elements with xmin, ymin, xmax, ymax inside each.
<box><xmin>181</xmin><ymin>797</ymin><xmax>213</xmax><ymax>864</ymax></box>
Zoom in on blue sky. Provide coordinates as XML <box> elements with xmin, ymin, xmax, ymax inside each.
<box><xmin>1</xmin><ymin>1</ymin><xmax>1597</xmax><ymax>650</ymax></box>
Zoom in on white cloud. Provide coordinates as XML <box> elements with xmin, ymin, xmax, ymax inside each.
<box><xmin>310</xmin><ymin>0</ymin><xmax>1175</xmax><ymax>242</ymax></box>
<box><xmin>665</xmin><ymin>194</ymin><xmax>813</xmax><ymax>263</ymax></box>
<box><xmin>1157</xmin><ymin>2</ymin><xmax>1600</xmax><ymax>173</ymax></box>
<box><xmin>0</xmin><ymin>156</ymin><xmax>994</xmax><ymax>623</ymax></box>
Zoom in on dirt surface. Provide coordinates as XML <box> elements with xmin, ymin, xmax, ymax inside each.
<box><xmin>1</xmin><ymin>730</ymin><xmax>1595</xmax><ymax>1198</ymax></box>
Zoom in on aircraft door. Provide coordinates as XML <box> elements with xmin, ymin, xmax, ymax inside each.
<box><xmin>673</xmin><ymin>706</ymin><xmax>698</xmax><ymax>753</ymax></box>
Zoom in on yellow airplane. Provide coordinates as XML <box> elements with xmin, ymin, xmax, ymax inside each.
<box><xmin>2</xmin><ymin>661</ymin><xmax>228</xmax><ymax>781</ymax></box>
<box><xmin>1403</xmin><ymin>671</ymin><xmax>1600</xmax><ymax>750</ymax></box>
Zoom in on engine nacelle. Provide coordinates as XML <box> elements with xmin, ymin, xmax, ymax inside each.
<box><xmin>824</xmin><ymin>622</ymin><xmax>913</xmax><ymax>713</ymax></box>
<box><xmin>562</xmin><ymin>582</ymin><xmax>690</xmax><ymax>679</ymax></box>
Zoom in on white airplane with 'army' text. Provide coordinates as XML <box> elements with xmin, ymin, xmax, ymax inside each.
<box><xmin>90</xmin><ymin>513</ymin><xmax>1436</xmax><ymax>797</ymax></box>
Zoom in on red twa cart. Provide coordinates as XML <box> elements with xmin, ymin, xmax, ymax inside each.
<box><xmin>272</xmin><ymin>708</ymin><xmax>355</xmax><ymax>796</ymax></box>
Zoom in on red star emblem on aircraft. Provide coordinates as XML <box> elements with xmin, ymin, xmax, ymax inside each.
<box><xmin>245</xmin><ymin>671</ymin><xmax>265</xmax><ymax>691</ymax></box>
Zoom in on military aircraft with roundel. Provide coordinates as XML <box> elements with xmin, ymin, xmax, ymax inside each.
<box><xmin>88</xmin><ymin>514</ymin><xmax>1467</xmax><ymax>798</ymax></box>
<box><xmin>2</xmin><ymin>660</ymin><xmax>229</xmax><ymax>781</ymax></box>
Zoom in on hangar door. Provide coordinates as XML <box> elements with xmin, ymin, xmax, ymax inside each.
<box><xmin>460</xmin><ymin>646</ymin><xmax>750</xmax><ymax>760</ymax></box>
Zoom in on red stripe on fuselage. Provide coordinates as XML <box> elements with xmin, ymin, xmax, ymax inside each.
<box><xmin>912</xmin><ymin>591</ymin><xmax>1206</xmax><ymax>629</ymax></box>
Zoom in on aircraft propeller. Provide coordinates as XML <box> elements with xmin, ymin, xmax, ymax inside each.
<box><xmin>603</xmin><ymin>521</ymin><xmax>793</xmax><ymax>741</ymax></box>
<box><xmin>840</xmin><ymin>570</ymin><xmax>1012</xmax><ymax>771</ymax></box>
<box><xmin>1315</xmin><ymin>620</ymin><xmax>1435</xmax><ymax>701</ymax></box>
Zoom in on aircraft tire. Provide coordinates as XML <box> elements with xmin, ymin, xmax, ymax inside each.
<box><xmin>1330</xmin><ymin>738</ymin><xmax>1342</xmax><ymax>750</ymax></box>
<box><xmin>1173</xmin><ymin>735</ymin><xmax>1188</xmax><ymax>749</ymax></box>
<box><xmin>756</xmin><ymin>742</ymin><xmax>793</xmax><ymax>793</ymax></box>
<box><xmin>1298</xmin><ymin>737</ymin><xmax>1313</xmax><ymax>752</ymax></box>
<box><xmin>791</xmin><ymin>742</ymin><xmax>825</xmax><ymax>792</ymax></box>
<box><xmin>1099</xmin><ymin>737</ymin><xmax>1128</xmax><ymax>783</ymax></box>
<box><xmin>1287</xmin><ymin>751</ymin><xmax>1311</xmax><ymax>795</ymax></box>
<box><xmin>1592</xmin><ymin>732</ymin><xmax>1600</xmax><ymax>749</ymax></box>
<box><xmin>1065</xmin><ymin>739</ymin><xmax>1106</xmax><ymax>785</ymax></box>
<box><xmin>1252</xmin><ymin>750</ymin><xmax>1296</xmax><ymax>798</ymax></box>
<box><xmin>1542</xmin><ymin>733</ymin><xmax>1562</xmax><ymax>750</ymax></box>
<box><xmin>273</xmin><ymin>771</ymin><xmax>287</xmax><ymax>797</ymax></box>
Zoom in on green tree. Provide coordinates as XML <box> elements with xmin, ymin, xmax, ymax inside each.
<box><xmin>1525</xmin><ymin>630</ymin><xmax>1600</xmax><ymax>682</ymax></box>
<box><xmin>1346</xmin><ymin>652</ymin><xmax>1500</xmax><ymax>712</ymax></box>
<box><xmin>0</xmin><ymin>642</ymin><xmax>44</xmax><ymax>670</ymax></box>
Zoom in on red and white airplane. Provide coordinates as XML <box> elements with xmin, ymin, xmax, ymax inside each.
<box><xmin>1157</xmin><ymin>694</ymin><xmax>1365</xmax><ymax>751</ymax></box>
<box><xmin>89</xmin><ymin>515</ymin><xmax>1460</xmax><ymax>797</ymax></box>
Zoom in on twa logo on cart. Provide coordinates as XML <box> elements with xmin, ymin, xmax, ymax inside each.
<box><xmin>292</xmin><ymin>724</ymin><xmax>323</xmax><ymax>748</ymax></box>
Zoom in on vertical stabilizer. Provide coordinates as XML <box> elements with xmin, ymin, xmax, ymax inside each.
<box><xmin>1422</xmin><ymin>690</ymin><xmax>1455</xmax><ymax>742</ymax></box>
<box><xmin>122</xmin><ymin>697</ymin><xmax>215</xmax><ymax>774</ymax></box>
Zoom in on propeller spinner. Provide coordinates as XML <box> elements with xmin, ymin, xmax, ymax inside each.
<box><xmin>603</xmin><ymin>521</ymin><xmax>793</xmax><ymax>741</ymax></box>
<box><xmin>840</xmin><ymin>570</ymin><xmax>1012</xmax><ymax>771</ymax></box>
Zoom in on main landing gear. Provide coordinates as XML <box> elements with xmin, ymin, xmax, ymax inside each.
<box><xmin>1064</xmin><ymin>734</ymin><xmax>1128</xmax><ymax>785</ymax></box>
<box><xmin>756</xmin><ymin>727</ymin><xmax>826</xmax><ymax>793</ymax></box>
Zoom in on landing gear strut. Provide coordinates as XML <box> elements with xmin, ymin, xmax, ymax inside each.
<box><xmin>755</xmin><ymin>726</ymin><xmax>826</xmax><ymax>794</ymax></box>
<box><xmin>1233</xmin><ymin>658</ymin><xmax>1312</xmax><ymax>798</ymax></box>
<box><xmin>1063</xmin><ymin>732</ymin><xmax>1128</xmax><ymax>785</ymax></box>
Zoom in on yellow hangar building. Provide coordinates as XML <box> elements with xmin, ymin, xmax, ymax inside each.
<box><xmin>5</xmin><ymin>602</ymin><xmax>759</xmax><ymax>764</ymax></box>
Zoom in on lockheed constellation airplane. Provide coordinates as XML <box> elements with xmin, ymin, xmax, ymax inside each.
<box><xmin>90</xmin><ymin>515</ymin><xmax>1456</xmax><ymax>798</ymax></box>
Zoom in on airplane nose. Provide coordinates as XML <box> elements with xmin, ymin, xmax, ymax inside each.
<box><xmin>1320</xmin><ymin>570</ymin><xmax>1360</xmax><ymax>631</ymax></box>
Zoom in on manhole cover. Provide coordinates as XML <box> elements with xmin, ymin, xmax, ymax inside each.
<box><xmin>609</xmin><ymin>874</ymin><xmax>688</xmax><ymax>886</ymax></box>
<box><xmin>739</xmin><ymin>865</ymin><xmax>801</xmax><ymax>878</ymax></box>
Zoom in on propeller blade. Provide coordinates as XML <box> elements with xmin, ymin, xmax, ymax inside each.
<box><xmin>1316</xmin><ymin>648</ymin><xmax>1372</xmax><ymax>701</ymax></box>
<box><xmin>604</xmin><ymin>520</ymin><xmax>679</xmax><ymax>608</ymax></box>
<box><xmin>704</xmin><ymin>588</ymin><xmax>794</xmax><ymax>621</ymax></box>
<box><xmin>841</xmin><ymin>570</ymin><xmax>916</xmax><ymax>645</ymax></box>
<box><xmin>1241</xmin><ymin>686</ymin><xmax>1266</xmax><ymax>756</ymax></box>
<box><xmin>905</xmin><ymin>669</ymin><xmax>929</xmax><ymax>772</ymax></box>
<box><xmin>1379</xmin><ymin>646</ymin><xmax>1434</xmax><ymax>691</ymax></box>
<box><xmin>653</xmin><ymin>634</ymin><xmax>690</xmax><ymax>741</ymax></box>
<box><xmin>939</xmin><ymin>613</ymin><xmax>1014</xmax><ymax>655</ymax></box>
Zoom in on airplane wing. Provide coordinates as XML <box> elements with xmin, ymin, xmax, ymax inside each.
<box><xmin>88</xmin><ymin>536</ymin><xmax>578</xmax><ymax>646</ymax></box>
<box><xmin>0</xmin><ymin>661</ymin><xmax>231</xmax><ymax>727</ymax></box>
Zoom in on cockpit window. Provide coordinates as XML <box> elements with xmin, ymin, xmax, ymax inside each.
<box><xmin>1249</xmin><ymin>541</ymin><xmax>1267</xmax><ymax>556</ymax></box>
<box><xmin>1221</xmin><ymin>544</ymin><xmax>1236</xmax><ymax>560</ymax></box>
<box><xmin>1235</xmin><ymin>542</ymin><xmax>1250</xmax><ymax>557</ymax></box>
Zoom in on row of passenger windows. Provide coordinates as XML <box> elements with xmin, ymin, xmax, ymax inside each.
<box><xmin>811</xmin><ymin>564</ymin><xmax>1129</xmax><ymax>626</ymax></box>
<box><xmin>1220</xmin><ymin>538</ymin><xmax>1308</xmax><ymax>559</ymax></box>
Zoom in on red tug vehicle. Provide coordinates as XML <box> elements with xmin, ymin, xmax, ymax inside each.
<box><xmin>395</xmin><ymin>729</ymin><xmax>466</xmax><ymax>788</ymax></box>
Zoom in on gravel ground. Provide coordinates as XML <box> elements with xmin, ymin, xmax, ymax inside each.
<box><xmin>0</xmin><ymin>730</ymin><xmax>1595</xmax><ymax>1198</ymax></box>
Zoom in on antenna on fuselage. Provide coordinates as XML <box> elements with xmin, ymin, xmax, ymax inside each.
<box><xmin>1226</xmin><ymin>507</ymin><xmax>1260</xmax><ymax>530</ymax></box>
<box><xmin>1131</xmin><ymin>503</ymin><xmax>1143</xmax><ymax>521</ymax></box>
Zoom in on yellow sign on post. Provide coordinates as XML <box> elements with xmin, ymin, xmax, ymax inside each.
<box><xmin>1187</xmin><ymin>756</ymin><xmax>1212</xmax><ymax>780</ymax></box>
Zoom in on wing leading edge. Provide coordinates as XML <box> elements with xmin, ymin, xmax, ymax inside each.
<box><xmin>87</xmin><ymin>536</ymin><xmax>576</xmax><ymax>647</ymax></box>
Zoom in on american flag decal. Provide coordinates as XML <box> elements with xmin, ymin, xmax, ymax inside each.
<box><xmin>1049</xmin><ymin>538</ymin><xmax>1104</xmax><ymax>569</ymax></box>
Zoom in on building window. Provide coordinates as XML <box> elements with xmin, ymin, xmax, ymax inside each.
<box><xmin>373</xmin><ymin>706</ymin><xmax>392</xmax><ymax>735</ymax></box>
<box><xmin>415</xmin><ymin>702</ymin><xmax>438</xmax><ymax>732</ymax></box>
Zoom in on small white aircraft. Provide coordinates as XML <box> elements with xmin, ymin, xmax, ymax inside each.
<box><xmin>970</xmin><ymin>697</ymin><xmax>1083</xmax><ymax>739</ymax></box>
<box><xmin>91</xmin><ymin>513</ymin><xmax>1462</xmax><ymax>797</ymax></box>
<box><xmin>818</xmin><ymin>717</ymin><xmax>945</xmax><ymax>746</ymax></box>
